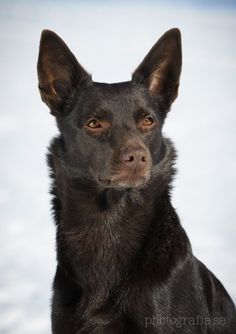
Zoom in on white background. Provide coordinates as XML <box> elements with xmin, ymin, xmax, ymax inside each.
<box><xmin>0</xmin><ymin>1</ymin><xmax>236</xmax><ymax>333</ymax></box>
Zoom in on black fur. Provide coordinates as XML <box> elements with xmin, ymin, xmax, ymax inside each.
<box><xmin>37</xmin><ymin>28</ymin><xmax>236</xmax><ymax>333</ymax></box>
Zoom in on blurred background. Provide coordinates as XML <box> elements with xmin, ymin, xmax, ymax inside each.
<box><xmin>0</xmin><ymin>0</ymin><xmax>236</xmax><ymax>333</ymax></box>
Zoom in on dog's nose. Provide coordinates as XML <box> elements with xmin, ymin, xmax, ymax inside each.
<box><xmin>121</xmin><ymin>145</ymin><xmax>148</xmax><ymax>168</ymax></box>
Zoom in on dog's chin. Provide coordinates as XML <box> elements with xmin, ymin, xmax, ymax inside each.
<box><xmin>97</xmin><ymin>172</ymin><xmax>151</xmax><ymax>190</ymax></box>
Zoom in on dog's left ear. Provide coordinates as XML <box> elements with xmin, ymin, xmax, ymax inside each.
<box><xmin>132</xmin><ymin>28</ymin><xmax>182</xmax><ymax>108</ymax></box>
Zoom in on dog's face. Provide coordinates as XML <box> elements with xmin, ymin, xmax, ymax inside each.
<box><xmin>37</xmin><ymin>29</ymin><xmax>181</xmax><ymax>189</ymax></box>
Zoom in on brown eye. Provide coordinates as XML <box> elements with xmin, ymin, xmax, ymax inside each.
<box><xmin>86</xmin><ymin>119</ymin><xmax>102</xmax><ymax>129</ymax></box>
<box><xmin>143</xmin><ymin>116</ymin><xmax>154</xmax><ymax>127</ymax></box>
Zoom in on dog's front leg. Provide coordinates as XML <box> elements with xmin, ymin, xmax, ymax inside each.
<box><xmin>51</xmin><ymin>303</ymin><xmax>78</xmax><ymax>334</ymax></box>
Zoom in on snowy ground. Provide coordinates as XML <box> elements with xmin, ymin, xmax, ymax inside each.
<box><xmin>0</xmin><ymin>1</ymin><xmax>236</xmax><ymax>333</ymax></box>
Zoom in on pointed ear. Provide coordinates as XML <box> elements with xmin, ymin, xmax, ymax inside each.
<box><xmin>132</xmin><ymin>28</ymin><xmax>182</xmax><ymax>108</ymax></box>
<box><xmin>37</xmin><ymin>30</ymin><xmax>92</xmax><ymax>116</ymax></box>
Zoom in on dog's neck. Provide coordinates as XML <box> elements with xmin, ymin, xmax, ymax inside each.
<box><xmin>49</xmin><ymin>137</ymin><xmax>176</xmax><ymax>224</ymax></box>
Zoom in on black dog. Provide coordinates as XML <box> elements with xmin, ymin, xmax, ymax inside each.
<box><xmin>37</xmin><ymin>28</ymin><xmax>236</xmax><ymax>333</ymax></box>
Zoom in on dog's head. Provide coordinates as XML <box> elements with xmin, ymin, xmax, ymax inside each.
<box><xmin>37</xmin><ymin>29</ymin><xmax>181</xmax><ymax>189</ymax></box>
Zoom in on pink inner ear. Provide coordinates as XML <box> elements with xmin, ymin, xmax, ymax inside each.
<box><xmin>149</xmin><ymin>71</ymin><xmax>162</xmax><ymax>96</ymax></box>
<box><xmin>148</xmin><ymin>60</ymin><xmax>168</xmax><ymax>96</ymax></box>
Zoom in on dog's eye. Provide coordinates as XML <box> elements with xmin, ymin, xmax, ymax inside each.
<box><xmin>136</xmin><ymin>115</ymin><xmax>156</xmax><ymax>132</ymax></box>
<box><xmin>143</xmin><ymin>116</ymin><xmax>154</xmax><ymax>127</ymax></box>
<box><xmin>86</xmin><ymin>119</ymin><xmax>102</xmax><ymax>129</ymax></box>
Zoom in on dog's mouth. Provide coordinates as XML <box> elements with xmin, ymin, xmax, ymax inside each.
<box><xmin>97</xmin><ymin>170</ymin><xmax>151</xmax><ymax>189</ymax></box>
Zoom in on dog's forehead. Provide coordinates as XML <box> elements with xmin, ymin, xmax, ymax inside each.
<box><xmin>82</xmin><ymin>82</ymin><xmax>150</xmax><ymax>114</ymax></box>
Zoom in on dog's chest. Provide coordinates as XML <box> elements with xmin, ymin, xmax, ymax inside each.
<box><xmin>61</xmin><ymin>210</ymin><xmax>145</xmax><ymax>290</ymax></box>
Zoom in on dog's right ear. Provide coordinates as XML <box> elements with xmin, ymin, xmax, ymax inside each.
<box><xmin>37</xmin><ymin>30</ymin><xmax>91</xmax><ymax>116</ymax></box>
